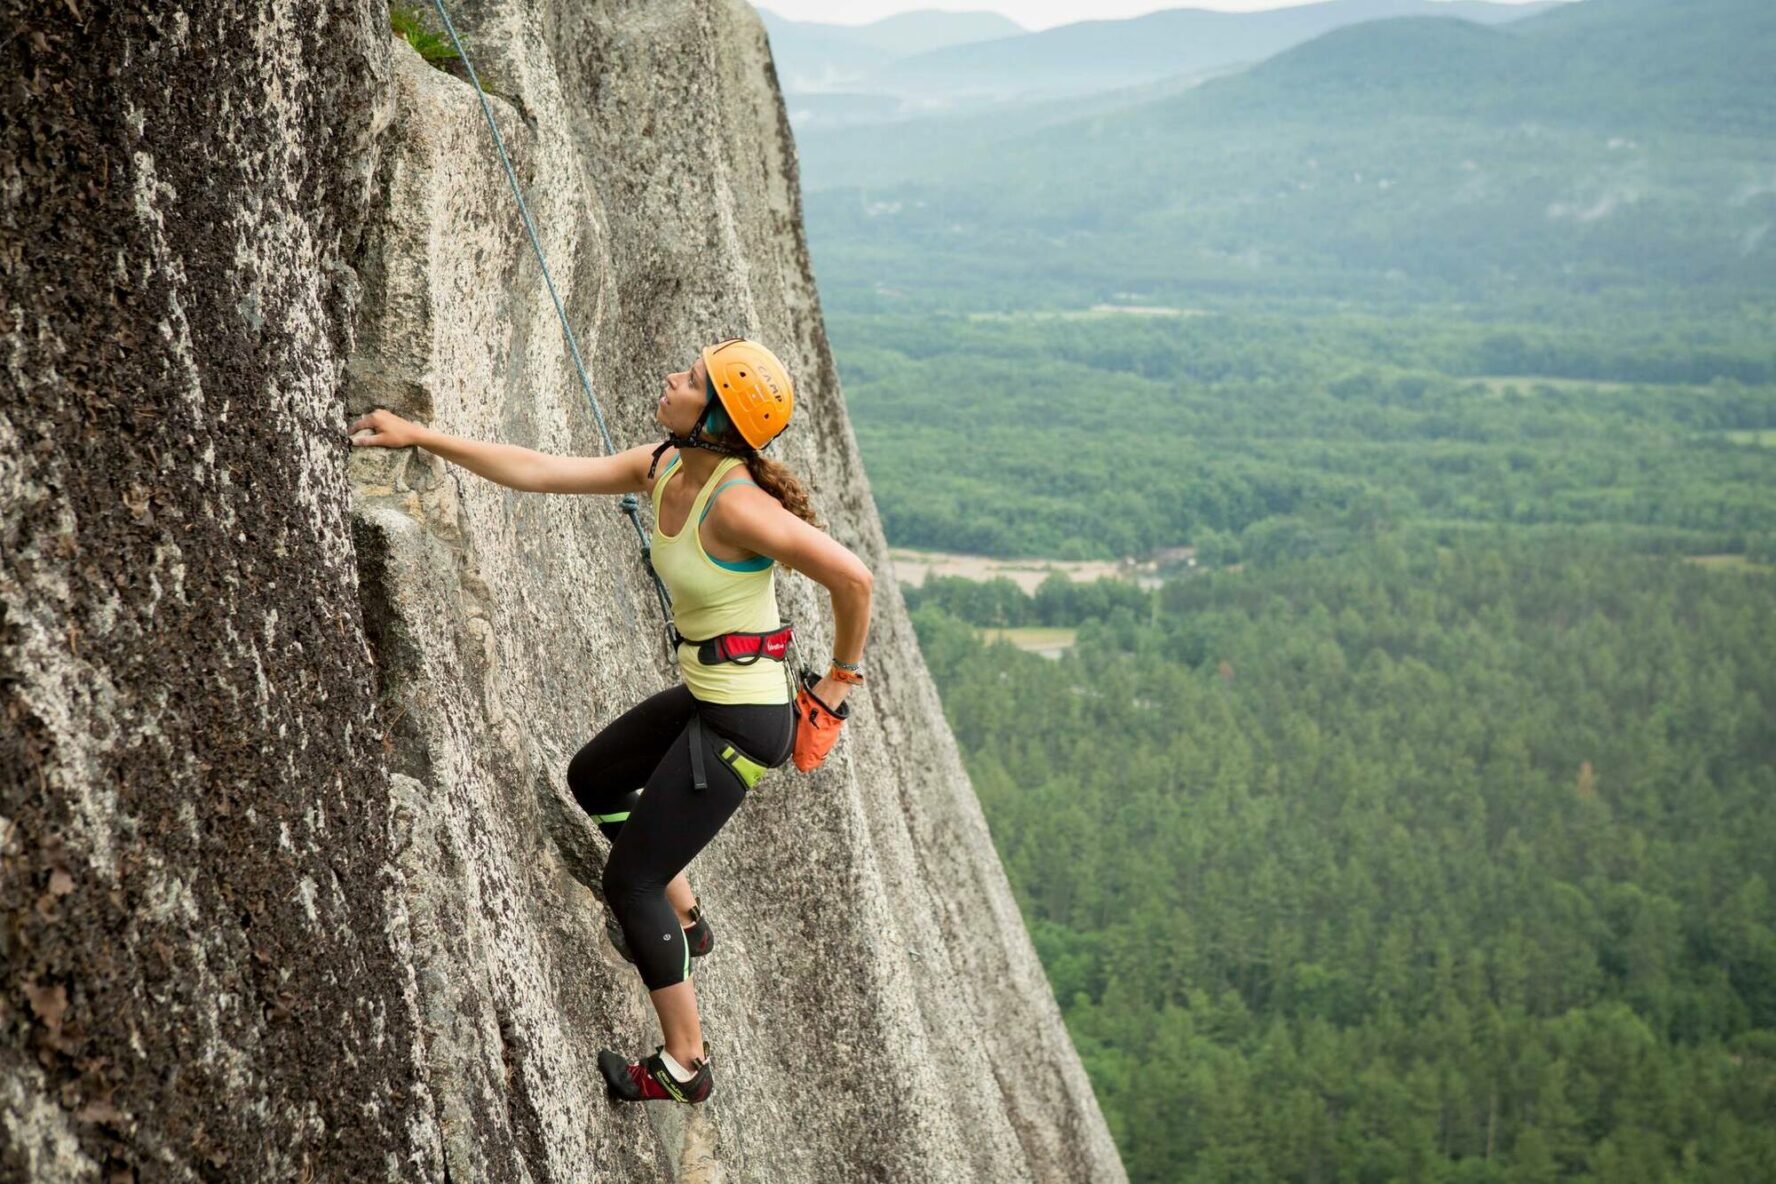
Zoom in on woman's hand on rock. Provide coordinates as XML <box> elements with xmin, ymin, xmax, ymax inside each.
<box><xmin>349</xmin><ymin>409</ymin><xmax>424</xmax><ymax>449</ymax></box>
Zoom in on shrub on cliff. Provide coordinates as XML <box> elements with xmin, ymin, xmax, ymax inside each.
<box><xmin>389</xmin><ymin>4</ymin><xmax>460</xmax><ymax>68</ymax></box>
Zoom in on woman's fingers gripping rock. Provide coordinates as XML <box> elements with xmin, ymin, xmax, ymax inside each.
<box><xmin>348</xmin><ymin>409</ymin><xmax>418</xmax><ymax>448</ymax></box>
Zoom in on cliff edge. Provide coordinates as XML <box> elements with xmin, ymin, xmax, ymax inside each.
<box><xmin>0</xmin><ymin>3</ymin><xmax>1125</xmax><ymax>1180</ymax></box>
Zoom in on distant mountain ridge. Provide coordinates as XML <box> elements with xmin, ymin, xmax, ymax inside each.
<box><xmin>837</xmin><ymin>9</ymin><xmax>1026</xmax><ymax>56</ymax></box>
<box><xmin>874</xmin><ymin>0</ymin><xmax>1563</xmax><ymax>102</ymax></box>
<box><xmin>797</xmin><ymin>0</ymin><xmax>1776</xmax><ymax>308</ymax></box>
<box><xmin>762</xmin><ymin>0</ymin><xmax>1562</xmax><ymax>121</ymax></box>
<box><xmin>1183</xmin><ymin>0</ymin><xmax>1776</xmax><ymax>131</ymax></box>
<box><xmin>757</xmin><ymin>7</ymin><xmax>1025</xmax><ymax>93</ymax></box>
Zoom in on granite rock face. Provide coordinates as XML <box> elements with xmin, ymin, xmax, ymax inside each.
<box><xmin>1</xmin><ymin>2</ymin><xmax>1125</xmax><ymax>1181</ymax></box>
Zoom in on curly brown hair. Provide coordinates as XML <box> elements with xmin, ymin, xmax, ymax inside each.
<box><xmin>702</xmin><ymin>421</ymin><xmax>823</xmax><ymax>528</ymax></box>
<box><xmin>747</xmin><ymin>451</ymin><xmax>822</xmax><ymax>528</ymax></box>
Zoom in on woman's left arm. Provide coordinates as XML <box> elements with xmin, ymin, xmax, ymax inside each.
<box><xmin>708</xmin><ymin>488</ymin><xmax>873</xmax><ymax>706</ymax></box>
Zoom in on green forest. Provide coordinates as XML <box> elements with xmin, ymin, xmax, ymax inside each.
<box><xmin>905</xmin><ymin>546</ymin><xmax>1776</xmax><ymax>1182</ymax></box>
<box><xmin>833</xmin><ymin>309</ymin><xmax>1776</xmax><ymax>563</ymax></box>
<box><xmin>787</xmin><ymin>0</ymin><xmax>1776</xmax><ymax>1176</ymax></box>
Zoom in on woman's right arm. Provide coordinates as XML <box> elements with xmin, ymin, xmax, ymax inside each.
<box><xmin>348</xmin><ymin>409</ymin><xmax>656</xmax><ymax>495</ymax></box>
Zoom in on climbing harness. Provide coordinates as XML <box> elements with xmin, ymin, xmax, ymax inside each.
<box><xmin>426</xmin><ymin>0</ymin><xmax>675</xmax><ymax>651</ymax></box>
<box><xmin>685</xmin><ymin>714</ymin><xmax>771</xmax><ymax>794</ymax></box>
<box><xmin>672</xmin><ymin>623</ymin><xmax>795</xmax><ymax>667</ymax></box>
<box><xmin>428</xmin><ymin>6</ymin><xmax>850</xmax><ymax>780</ymax></box>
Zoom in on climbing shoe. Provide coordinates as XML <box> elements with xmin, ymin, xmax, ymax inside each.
<box><xmin>599</xmin><ymin>1045</ymin><xmax>713</xmax><ymax>1104</ymax></box>
<box><xmin>606</xmin><ymin>904</ymin><xmax>714</xmax><ymax>964</ymax></box>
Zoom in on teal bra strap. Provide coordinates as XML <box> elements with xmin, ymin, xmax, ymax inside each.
<box><xmin>710</xmin><ymin>553</ymin><xmax>772</xmax><ymax>573</ymax></box>
<box><xmin>699</xmin><ymin>478</ymin><xmax>757</xmax><ymax>524</ymax></box>
<box><xmin>699</xmin><ymin>479</ymin><xmax>772</xmax><ymax>572</ymax></box>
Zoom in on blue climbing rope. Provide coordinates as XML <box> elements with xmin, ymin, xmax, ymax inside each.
<box><xmin>426</xmin><ymin>0</ymin><xmax>676</xmax><ymax>641</ymax></box>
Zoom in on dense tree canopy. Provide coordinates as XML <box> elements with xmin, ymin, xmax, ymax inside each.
<box><xmin>912</xmin><ymin>543</ymin><xmax>1776</xmax><ymax>1182</ymax></box>
<box><xmin>838</xmin><ymin>310</ymin><xmax>1776</xmax><ymax>562</ymax></box>
<box><xmin>798</xmin><ymin>8</ymin><xmax>1776</xmax><ymax>1175</ymax></box>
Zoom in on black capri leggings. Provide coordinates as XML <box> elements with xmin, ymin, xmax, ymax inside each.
<box><xmin>567</xmin><ymin>684</ymin><xmax>793</xmax><ymax>990</ymax></box>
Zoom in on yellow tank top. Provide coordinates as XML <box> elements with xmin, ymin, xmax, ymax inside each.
<box><xmin>650</xmin><ymin>453</ymin><xmax>792</xmax><ymax>705</ymax></box>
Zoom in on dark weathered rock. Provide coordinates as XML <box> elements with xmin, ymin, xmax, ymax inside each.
<box><xmin>2</xmin><ymin>2</ymin><xmax>1124</xmax><ymax>1181</ymax></box>
<box><xmin>1</xmin><ymin>2</ymin><xmax>436</xmax><ymax>1180</ymax></box>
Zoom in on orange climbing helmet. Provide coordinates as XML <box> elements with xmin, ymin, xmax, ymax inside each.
<box><xmin>701</xmin><ymin>337</ymin><xmax>794</xmax><ymax>450</ymax></box>
<box><xmin>648</xmin><ymin>337</ymin><xmax>797</xmax><ymax>479</ymax></box>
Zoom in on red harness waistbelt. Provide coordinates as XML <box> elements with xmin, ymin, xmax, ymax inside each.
<box><xmin>674</xmin><ymin>623</ymin><xmax>794</xmax><ymax>666</ymax></box>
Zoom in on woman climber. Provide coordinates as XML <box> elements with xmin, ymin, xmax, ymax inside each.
<box><xmin>348</xmin><ymin>338</ymin><xmax>871</xmax><ymax>1104</ymax></box>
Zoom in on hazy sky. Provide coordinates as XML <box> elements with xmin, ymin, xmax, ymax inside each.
<box><xmin>757</xmin><ymin>0</ymin><xmax>1553</xmax><ymax>32</ymax></box>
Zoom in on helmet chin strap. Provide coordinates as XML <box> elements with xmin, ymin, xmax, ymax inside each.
<box><xmin>648</xmin><ymin>391</ymin><xmax>751</xmax><ymax>479</ymax></box>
